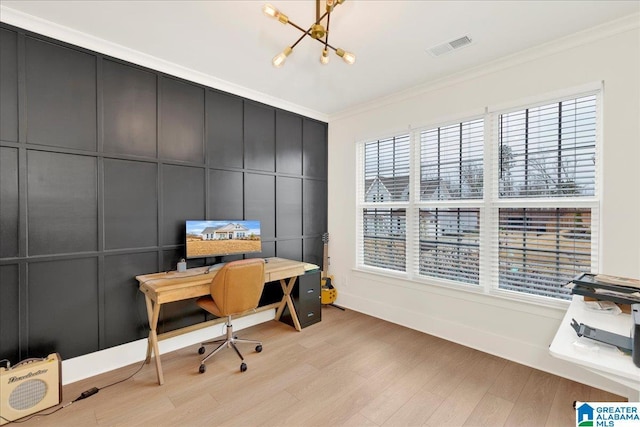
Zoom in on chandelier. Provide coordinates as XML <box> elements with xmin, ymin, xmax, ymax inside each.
<box><xmin>263</xmin><ymin>0</ymin><xmax>356</xmax><ymax>67</ymax></box>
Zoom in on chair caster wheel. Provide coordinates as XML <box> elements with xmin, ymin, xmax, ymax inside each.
<box><xmin>240</xmin><ymin>362</ymin><xmax>247</xmax><ymax>372</ymax></box>
<box><xmin>199</xmin><ymin>364</ymin><xmax>206</xmax><ymax>374</ymax></box>
<box><xmin>198</xmin><ymin>346</ymin><xmax>205</xmax><ymax>355</ymax></box>
<box><xmin>255</xmin><ymin>345</ymin><xmax>263</xmax><ymax>353</ymax></box>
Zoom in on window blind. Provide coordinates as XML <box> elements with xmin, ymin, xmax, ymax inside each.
<box><xmin>362</xmin><ymin>208</ymin><xmax>406</xmax><ymax>272</ymax></box>
<box><xmin>494</xmin><ymin>94</ymin><xmax>598</xmax><ymax>300</ymax></box>
<box><xmin>358</xmin><ymin>134</ymin><xmax>410</xmax><ymax>272</ymax></box>
<box><xmin>420</xmin><ymin>119</ymin><xmax>484</xmax><ymax>200</ymax></box>
<box><xmin>497</xmin><ymin>208</ymin><xmax>593</xmax><ymax>299</ymax></box>
<box><xmin>418</xmin><ymin>208</ymin><xmax>480</xmax><ymax>285</ymax></box>
<box><xmin>364</xmin><ymin>135</ymin><xmax>411</xmax><ymax>202</ymax></box>
<box><xmin>356</xmin><ymin>89</ymin><xmax>599</xmax><ymax>304</ymax></box>
<box><xmin>499</xmin><ymin>95</ymin><xmax>596</xmax><ymax>198</ymax></box>
<box><xmin>416</xmin><ymin>118</ymin><xmax>484</xmax><ymax>284</ymax></box>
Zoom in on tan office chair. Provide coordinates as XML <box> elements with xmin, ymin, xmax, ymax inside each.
<box><xmin>196</xmin><ymin>258</ymin><xmax>265</xmax><ymax>373</ymax></box>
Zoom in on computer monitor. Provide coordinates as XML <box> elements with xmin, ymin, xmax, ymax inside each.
<box><xmin>185</xmin><ymin>220</ymin><xmax>262</xmax><ymax>260</ymax></box>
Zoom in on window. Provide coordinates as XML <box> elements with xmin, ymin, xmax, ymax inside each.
<box><xmin>495</xmin><ymin>94</ymin><xmax>597</xmax><ymax>300</ymax></box>
<box><xmin>356</xmin><ymin>90</ymin><xmax>599</xmax><ymax>303</ymax></box>
<box><xmin>359</xmin><ymin>135</ymin><xmax>410</xmax><ymax>272</ymax></box>
<box><xmin>418</xmin><ymin>119</ymin><xmax>484</xmax><ymax>285</ymax></box>
<box><xmin>363</xmin><ymin>208</ymin><xmax>406</xmax><ymax>272</ymax></box>
<box><xmin>420</xmin><ymin>119</ymin><xmax>484</xmax><ymax>201</ymax></box>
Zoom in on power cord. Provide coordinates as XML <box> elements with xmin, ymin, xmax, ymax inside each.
<box><xmin>3</xmin><ymin>275</ymin><xmax>167</xmax><ymax>424</ymax></box>
<box><xmin>0</xmin><ymin>357</ymin><xmax>147</xmax><ymax>424</ymax></box>
<box><xmin>3</xmin><ymin>275</ymin><xmax>179</xmax><ymax>424</ymax></box>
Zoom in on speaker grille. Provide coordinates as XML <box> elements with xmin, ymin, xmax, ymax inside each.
<box><xmin>9</xmin><ymin>379</ymin><xmax>47</xmax><ymax>410</ymax></box>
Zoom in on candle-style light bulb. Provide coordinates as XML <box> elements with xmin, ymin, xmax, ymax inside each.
<box><xmin>336</xmin><ymin>48</ymin><xmax>356</xmax><ymax>65</ymax></box>
<box><xmin>272</xmin><ymin>47</ymin><xmax>292</xmax><ymax>68</ymax></box>
<box><xmin>320</xmin><ymin>49</ymin><xmax>330</xmax><ymax>65</ymax></box>
<box><xmin>263</xmin><ymin>3</ymin><xmax>289</xmax><ymax>24</ymax></box>
<box><xmin>342</xmin><ymin>51</ymin><xmax>356</xmax><ymax>65</ymax></box>
<box><xmin>326</xmin><ymin>0</ymin><xmax>335</xmax><ymax>11</ymax></box>
<box><xmin>263</xmin><ymin>3</ymin><xmax>278</xmax><ymax>18</ymax></box>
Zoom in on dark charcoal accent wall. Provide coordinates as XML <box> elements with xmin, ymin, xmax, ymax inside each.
<box><xmin>0</xmin><ymin>24</ymin><xmax>328</xmax><ymax>363</ymax></box>
<box><xmin>25</xmin><ymin>37</ymin><xmax>97</xmax><ymax>150</ymax></box>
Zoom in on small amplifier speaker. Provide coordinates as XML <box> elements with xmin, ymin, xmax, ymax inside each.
<box><xmin>0</xmin><ymin>353</ymin><xmax>62</xmax><ymax>425</ymax></box>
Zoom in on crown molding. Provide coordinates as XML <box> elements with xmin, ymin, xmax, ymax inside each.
<box><xmin>330</xmin><ymin>12</ymin><xmax>640</xmax><ymax>122</ymax></box>
<box><xmin>0</xmin><ymin>5</ymin><xmax>329</xmax><ymax>123</ymax></box>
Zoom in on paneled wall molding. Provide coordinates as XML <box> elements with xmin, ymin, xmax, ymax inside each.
<box><xmin>0</xmin><ymin>5</ymin><xmax>328</xmax><ymax>123</ymax></box>
<box><xmin>0</xmin><ymin>22</ymin><xmax>328</xmax><ymax>366</ymax></box>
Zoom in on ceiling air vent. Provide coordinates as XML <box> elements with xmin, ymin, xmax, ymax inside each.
<box><xmin>427</xmin><ymin>35</ymin><xmax>473</xmax><ymax>57</ymax></box>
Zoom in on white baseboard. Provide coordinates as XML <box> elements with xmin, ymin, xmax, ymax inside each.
<box><xmin>336</xmin><ymin>291</ymin><xmax>634</xmax><ymax>399</ymax></box>
<box><xmin>61</xmin><ymin>310</ymin><xmax>274</xmax><ymax>385</ymax></box>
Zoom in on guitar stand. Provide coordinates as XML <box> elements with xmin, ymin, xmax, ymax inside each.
<box><xmin>320</xmin><ymin>233</ymin><xmax>345</xmax><ymax>311</ymax></box>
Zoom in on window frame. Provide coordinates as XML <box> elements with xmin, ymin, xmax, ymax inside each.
<box><xmin>355</xmin><ymin>84</ymin><xmax>601</xmax><ymax>307</ymax></box>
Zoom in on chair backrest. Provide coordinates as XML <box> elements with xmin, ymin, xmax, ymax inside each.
<box><xmin>210</xmin><ymin>258</ymin><xmax>266</xmax><ymax>316</ymax></box>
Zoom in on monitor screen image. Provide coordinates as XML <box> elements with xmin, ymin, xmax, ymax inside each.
<box><xmin>185</xmin><ymin>220</ymin><xmax>262</xmax><ymax>259</ymax></box>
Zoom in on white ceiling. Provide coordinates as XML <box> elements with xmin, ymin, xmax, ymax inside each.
<box><xmin>2</xmin><ymin>1</ymin><xmax>639</xmax><ymax>118</ymax></box>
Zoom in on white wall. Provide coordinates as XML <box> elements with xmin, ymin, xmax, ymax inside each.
<box><xmin>327</xmin><ymin>16</ymin><xmax>640</xmax><ymax>398</ymax></box>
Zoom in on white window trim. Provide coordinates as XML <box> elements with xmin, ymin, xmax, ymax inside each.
<box><xmin>355</xmin><ymin>84</ymin><xmax>602</xmax><ymax>308</ymax></box>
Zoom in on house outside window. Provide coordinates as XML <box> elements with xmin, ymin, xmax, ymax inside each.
<box><xmin>418</xmin><ymin>119</ymin><xmax>484</xmax><ymax>285</ymax></box>
<box><xmin>356</xmin><ymin>89</ymin><xmax>600</xmax><ymax>303</ymax></box>
<box><xmin>359</xmin><ymin>135</ymin><xmax>410</xmax><ymax>272</ymax></box>
<box><xmin>494</xmin><ymin>94</ymin><xmax>598</xmax><ymax>300</ymax></box>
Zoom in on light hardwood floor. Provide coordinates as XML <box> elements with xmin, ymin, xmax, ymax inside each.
<box><xmin>16</xmin><ymin>307</ymin><xmax>623</xmax><ymax>426</ymax></box>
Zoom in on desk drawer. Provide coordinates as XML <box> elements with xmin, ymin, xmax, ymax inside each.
<box><xmin>297</xmin><ymin>306</ymin><xmax>320</xmax><ymax>328</ymax></box>
<box><xmin>279</xmin><ymin>271</ymin><xmax>321</xmax><ymax>329</ymax></box>
<box><xmin>297</xmin><ymin>272</ymin><xmax>321</xmax><ymax>328</ymax></box>
<box><xmin>299</xmin><ymin>280</ymin><xmax>320</xmax><ymax>304</ymax></box>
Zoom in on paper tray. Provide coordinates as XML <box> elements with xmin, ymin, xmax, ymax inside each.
<box><xmin>571</xmin><ymin>273</ymin><xmax>640</xmax><ymax>294</ymax></box>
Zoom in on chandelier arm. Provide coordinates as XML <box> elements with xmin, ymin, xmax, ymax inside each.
<box><xmin>323</xmin><ymin>11</ymin><xmax>331</xmax><ymax>50</ymax></box>
<box><xmin>267</xmin><ymin>1</ymin><xmax>352</xmax><ymax>66</ymax></box>
<box><xmin>283</xmin><ymin>18</ymin><xmax>314</xmax><ymax>49</ymax></box>
<box><xmin>284</xmin><ymin>9</ymin><xmax>331</xmax><ymax>48</ymax></box>
<box><xmin>312</xmin><ymin>37</ymin><xmax>339</xmax><ymax>52</ymax></box>
<box><xmin>285</xmin><ymin>27</ymin><xmax>342</xmax><ymax>52</ymax></box>
<box><xmin>290</xmin><ymin>29</ymin><xmax>311</xmax><ymax>49</ymax></box>
<box><xmin>286</xmin><ymin>9</ymin><xmax>330</xmax><ymax>33</ymax></box>
<box><xmin>315</xmin><ymin>10</ymin><xmax>330</xmax><ymax>25</ymax></box>
<box><xmin>286</xmin><ymin>20</ymin><xmax>309</xmax><ymax>34</ymax></box>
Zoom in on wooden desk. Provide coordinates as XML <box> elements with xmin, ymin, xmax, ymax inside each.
<box><xmin>136</xmin><ymin>257</ymin><xmax>306</xmax><ymax>385</ymax></box>
<box><xmin>549</xmin><ymin>295</ymin><xmax>640</xmax><ymax>400</ymax></box>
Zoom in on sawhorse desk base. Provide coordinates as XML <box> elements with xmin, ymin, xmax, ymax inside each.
<box><xmin>137</xmin><ymin>258</ymin><xmax>308</xmax><ymax>385</ymax></box>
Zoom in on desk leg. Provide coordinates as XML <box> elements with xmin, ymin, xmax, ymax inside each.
<box><xmin>274</xmin><ymin>276</ymin><xmax>302</xmax><ymax>331</ymax></box>
<box><xmin>144</xmin><ymin>296</ymin><xmax>153</xmax><ymax>364</ymax></box>
<box><xmin>144</xmin><ymin>295</ymin><xmax>164</xmax><ymax>385</ymax></box>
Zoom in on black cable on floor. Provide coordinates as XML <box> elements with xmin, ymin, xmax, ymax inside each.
<box><xmin>0</xmin><ymin>357</ymin><xmax>147</xmax><ymax>424</ymax></box>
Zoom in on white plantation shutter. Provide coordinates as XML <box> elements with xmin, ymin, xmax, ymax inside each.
<box><xmin>497</xmin><ymin>207</ymin><xmax>596</xmax><ymax>299</ymax></box>
<box><xmin>418</xmin><ymin>208</ymin><xmax>480</xmax><ymax>285</ymax></box>
<box><xmin>363</xmin><ymin>135</ymin><xmax>411</xmax><ymax>202</ymax></box>
<box><xmin>499</xmin><ymin>95</ymin><xmax>597</xmax><ymax>198</ymax></box>
<box><xmin>362</xmin><ymin>208</ymin><xmax>406</xmax><ymax>272</ymax></box>
<box><xmin>420</xmin><ymin>119</ymin><xmax>484</xmax><ymax>200</ymax></box>
<box><xmin>357</xmin><ymin>134</ymin><xmax>410</xmax><ymax>272</ymax></box>
<box><xmin>416</xmin><ymin>118</ymin><xmax>484</xmax><ymax>285</ymax></box>
<box><xmin>356</xmin><ymin>88</ymin><xmax>599</xmax><ymax>303</ymax></box>
<box><xmin>492</xmin><ymin>93</ymin><xmax>599</xmax><ymax>301</ymax></box>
